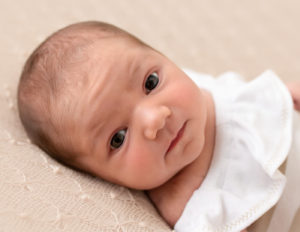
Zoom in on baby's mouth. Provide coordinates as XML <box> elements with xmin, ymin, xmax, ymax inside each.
<box><xmin>166</xmin><ymin>121</ymin><xmax>187</xmax><ymax>154</ymax></box>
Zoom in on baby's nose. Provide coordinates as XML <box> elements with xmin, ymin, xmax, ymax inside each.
<box><xmin>141</xmin><ymin>105</ymin><xmax>171</xmax><ymax>140</ymax></box>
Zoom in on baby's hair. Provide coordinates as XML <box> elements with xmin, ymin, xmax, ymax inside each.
<box><xmin>17</xmin><ymin>21</ymin><xmax>148</xmax><ymax>171</ymax></box>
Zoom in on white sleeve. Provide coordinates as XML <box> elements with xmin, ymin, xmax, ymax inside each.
<box><xmin>175</xmin><ymin>69</ymin><xmax>294</xmax><ymax>232</ymax></box>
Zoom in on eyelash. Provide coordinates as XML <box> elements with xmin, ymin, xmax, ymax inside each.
<box><xmin>109</xmin><ymin>71</ymin><xmax>160</xmax><ymax>151</ymax></box>
<box><xmin>143</xmin><ymin>71</ymin><xmax>160</xmax><ymax>94</ymax></box>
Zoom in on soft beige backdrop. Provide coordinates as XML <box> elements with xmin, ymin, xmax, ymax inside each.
<box><xmin>0</xmin><ymin>0</ymin><xmax>299</xmax><ymax>231</ymax></box>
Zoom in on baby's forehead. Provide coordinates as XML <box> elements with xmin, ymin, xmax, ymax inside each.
<box><xmin>76</xmin><ymin>36</ymin><xmax>154</xmax><ymax>111</ymax></box>
<box><xmin>81</xmin><ymin>55</ymin><xmax>141</xmax><ymax>126</ymax></box>
<box><xmin>85</xmin><ymin>40</ymin><xmax>145</xmax><ymax>79</ymax></box>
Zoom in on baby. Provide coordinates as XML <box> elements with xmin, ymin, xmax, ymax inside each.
<box><xmin>17</xmin><ymin>21</ymin><xmax>300</xmax><ymax>232</ymax></box>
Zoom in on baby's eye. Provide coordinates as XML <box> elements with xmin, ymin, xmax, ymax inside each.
<box><xmin>110</xmin><ymin>129</ymin><xmax>127</xmax><ymax>150</ymax></box>
<box><xmin>145</xmin><ymin>72</ymin><xmax>159</xmax><ymax>94</ymax></box>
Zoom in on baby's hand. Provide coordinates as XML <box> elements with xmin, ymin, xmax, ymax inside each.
<box><xmin>146</xmin><ymin>155</ymin><xmax>210</xmax><ymax>228</ymax></box>
<box><xmin>287</xmin><ymin>81</ymin><xmax>300</xmax><ymax>111</ymax></box>
<box><xmin>146</xmin><ymin>175</ymin><xmax>192</xmax><ymax>227</ymax></box>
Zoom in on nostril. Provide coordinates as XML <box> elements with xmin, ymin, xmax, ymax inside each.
<box><xmin>143</xmin><ymin>107</ymin><xmax>171</xmax><ymax>140</ymax></box>
<box><xmin>141</xmin><ymin>105</ymin><xmax>171</xmax><ymax>140</ymax></box>
<box><xmin>144</xmin><ymin>129</ymin><xmax>156</xmax><ymax>140</ymax></box>
<box><xmin>161</xmin><ymin>106</ymin><xmax>172</xmax><ymax>118</ymax></box>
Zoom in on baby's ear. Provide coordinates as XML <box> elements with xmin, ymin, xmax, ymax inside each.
<box><xmin>286</xmin><ymin>81</ymin><xmax>300</xmax><ymax>112</ymax></box>
<box><xmin>294</xmin><ymin>101</ymin><xmax>300</xmax><ymax>112</ymax></box>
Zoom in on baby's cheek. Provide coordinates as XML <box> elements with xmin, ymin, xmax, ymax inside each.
<box><xmin>128</xmin><ymin>155</ymin><xmax>144</xmax><ymax>170</ymax></box>
<box><xmin>178</xmin><ymin>79</ymin><xmax>199</xmax><ymax>99</ymax></box>
<box><xmin>125</xmin><ymin>149</ymin><xmax>152</xmax><ymax>173</ymax></box>
<box><xmin>123</xmin><ymin>149</ymin><xmax>165</xmax><ymax>188</ymax></box>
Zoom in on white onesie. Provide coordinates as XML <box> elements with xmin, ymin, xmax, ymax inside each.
<box><xmin>174</xmin><ymin>70</ymin><xmax>299</xmax><ymax>232</ymax></box>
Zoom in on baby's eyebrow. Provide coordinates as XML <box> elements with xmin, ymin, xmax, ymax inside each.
<box><xmin>127</xmin><ymin>55</ymin><xmax>142</xmax><ymax>84</ymax></box>
<box><xmin>85</xmin><ymin>86</ymin><xmax>112</xmax><ymax>156</ymax></box>
<box><xmin>124</xmin><ymin>65</ymin><xmax>140</xmax><ymax>91</ymax></box>
<box><xmin>87</xmin><ymin>55</ymin><xmax>143</xmax><ymax>155</ymax></box>
<box><xmin>130</xmin><ymin>61</ymin><xmax>140</xmax><ymax>78</ymax></box>
<box><xmin>89</xmin><ymin>119</ymin><xmax>109</xmax><ymax>156</ymax></box>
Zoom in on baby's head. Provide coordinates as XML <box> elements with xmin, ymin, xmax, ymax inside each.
<box><xmin>18</xmin><ymin>21</ymin><xmax>209</xmax><ymax>190</ymax></box>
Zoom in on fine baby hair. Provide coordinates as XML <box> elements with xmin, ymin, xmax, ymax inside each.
<box><xmin>17</xmin><ymin>21</ymin><xmax>149</xmax><ymax>173</ymax></box>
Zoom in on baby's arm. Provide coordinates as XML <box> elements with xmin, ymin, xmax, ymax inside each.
<box><xmin>286</xmin><ymin>81</ymin><xmax>300</xmax><ymax>111</ymax></box>
<box><xmin>146</xmin><ymin>162</ymin><xmax>248</xmax><ymax>232</ymax></box>
<box><xmin>146</xmin><ymin>165</ymin><xmax>202</xmax><ymax>227</ymax></box>
<box><xmin>146</xmin><ymin>156</ymin><xmax>207</xmax><ymax>227</ymax></box>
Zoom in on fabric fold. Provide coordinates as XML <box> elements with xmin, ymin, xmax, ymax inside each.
<box><xmin>175</xmin><ymin>70</ymin><xmax>293</xmax><ymax>232</ymax></box>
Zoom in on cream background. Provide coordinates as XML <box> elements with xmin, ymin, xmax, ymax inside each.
<box><xmin>0</xmin><ymin>0</ymin><xmax>299</xmax><ymax>231</ymax></box>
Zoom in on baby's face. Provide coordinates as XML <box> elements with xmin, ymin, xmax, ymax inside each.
<box><xmin>76</xmin><ymin>38</ymin><xmax>209</xmax><ymax>189</ymax></box>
